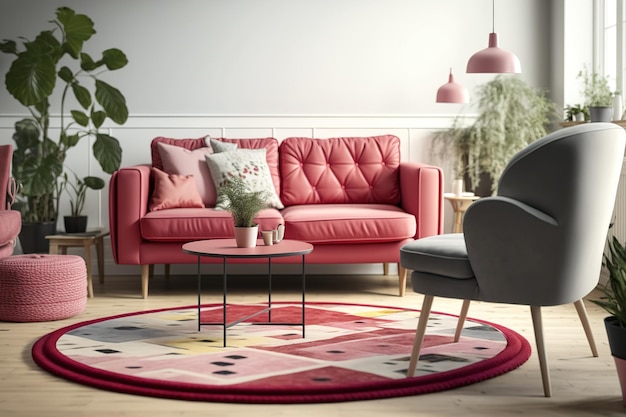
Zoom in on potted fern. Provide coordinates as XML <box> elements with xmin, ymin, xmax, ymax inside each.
<box><xmin>432</xmin><ymin>75</ymin><xmax>558</xmax><ymax>196</ymax></box>
<box><xmin>592</xmin><ymin>235</ymin><xmax>626</xmax><ymax>405</ymax></box>
<box><xmin>60</xmin><ymin>172</ymin><xmax>106</xmax><ymax>233</ymax></box>
<box><xmin>578</xmin><ymin>66</ymin><xmax>614</xmax><ymax>122</ymax></box>
<box><xmin>218</xmin><ymin>177</ymin><xmax>269</xmax><ymax>248</ymax></box>
<box><xmin>0</xmin><ymin>7</ymin><xmax>128</xmax><ymax>252</ymax></box>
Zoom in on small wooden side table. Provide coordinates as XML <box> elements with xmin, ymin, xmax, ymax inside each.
<box><xmin>46</xmin><ymin>229</ymin><xmax>109</xmax><ymax>298</ymax></box>
<box><xmin>444</xmin><ymin>193</ymin><xmax>480</xmax><ymax>233</ymax></box>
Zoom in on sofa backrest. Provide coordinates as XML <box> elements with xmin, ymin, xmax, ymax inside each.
<box><xmin>279</xmin><ymin>135</ymin><xmax>401</xmax><ymax>206</ymax></box>
<box><xmin>150</xmin><ymin>136</ymin><xmax>281</xmax><ymax>196</ymax></box>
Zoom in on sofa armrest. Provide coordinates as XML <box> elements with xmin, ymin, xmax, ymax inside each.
<box><xmin>109</xmin><ymin>164</ymin><xmax>152</xmax><ymax>264</ymax></box>
<box><xmin>399</xmin><ymin>162</ymin><xmax>444</xmax><ymax>238</ymax></box>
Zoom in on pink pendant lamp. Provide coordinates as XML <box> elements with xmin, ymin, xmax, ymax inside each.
<box><xmin>436</xmin><ymin>68</ymin><xmax>469</xmax><ymax>103</ymax></box>
<box><xmin>466</xmin><ymin>0</ymin><xmax>521</xmax><ymax>74</ymax></box>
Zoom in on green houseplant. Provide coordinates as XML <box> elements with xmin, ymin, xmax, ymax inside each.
<box><xmin>591</xmin><ymin>235</ymin><xmax>626</xmax><ymax>404</ymax></box>
<box><xmin>565</xmin><ymin>104</ymin><xmax>588</xmax><ymax>122</ymax></box>
<box><xmin>218</xmin><ymin>177</ymin><xmax>269</xmax><ymax>248</ymax></box>
<box><xmin>578</xmin><ymin>66</ymin><xmax>614</xmax><ymax>122</ymax></box>
<box><xmin>432</xmin><ymin>75</ymin><xmax>557</xmax><ymax>196</ymax></box>
<box><xmin>60</xmin><ymin>171</ymin><xmax>106</xmax><ymax>233</ymax></box>
<box><xmin>0</xmin><ymin>7</ymin><xmax>128</xmax><ymax>251</ymax></box>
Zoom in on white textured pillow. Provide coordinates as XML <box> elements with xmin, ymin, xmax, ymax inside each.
<box><xmin>205</xmin><ymin>137</ymin><xmax>238</xmax><ymax>153</ymax></box>
<box><xmin>157</xmin><ymin>142</ymin><xmax>217</xmax><ymax>207</ymax></box>
<box><xmin>205</xmin><ymin>149</ymin><xmax>284</xmax><ymax>209</ymax></box>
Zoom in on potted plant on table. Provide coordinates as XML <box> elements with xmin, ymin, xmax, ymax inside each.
<box><xmin>432</xmin><ymin>75</ymin><xmax>558</xmax><ymax>196</ymax></box>
<box><xmin>591</xmin><ymin>235</ymin><xmax>626</xmax><ymax>405</ymax></box>
<box><xmin>565</xmin><ymin>104</ymin><xmax>588</xmax><ymax>122</ymax></box>
<box><xmin>218</xmin><ymin>177</ymin><xmax>269</xmax><ymax>248</ymax></box>
<box><xmin>60</xmin><ymin>171</ymin><xmax>106</xmax><ymax>234</ymax></box>
<box><xmin>0</xmin><ymin>7</ymin><xmax>129</xmax><ymax>252</ymax></box>
<box><xmin>578</xmin><ymin>66</ymin><xmax>614</xmax><ymax>122</ymax></box>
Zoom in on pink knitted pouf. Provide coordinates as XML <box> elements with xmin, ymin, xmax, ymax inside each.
<box><xmin>0</xmin><ymin>254</ymin><xmax>87</xmax><ymax>322</ymax></box>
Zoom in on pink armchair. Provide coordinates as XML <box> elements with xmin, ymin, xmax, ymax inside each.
<box><xmin>0</xmin><ymin>145</ymin><xmax>21</xmax><ymax>258</ymax></box>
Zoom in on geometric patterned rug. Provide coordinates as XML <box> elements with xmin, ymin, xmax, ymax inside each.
<box><xmin>32</xmin><ymin>302</ymin><xmax>531</xmax><ymax>403</ymax></box>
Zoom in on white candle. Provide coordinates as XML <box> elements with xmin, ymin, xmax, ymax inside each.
<box><xmin>453</xmin><ymin>179</ymin><xmax>463</xmax><ymax>196</ymax></box>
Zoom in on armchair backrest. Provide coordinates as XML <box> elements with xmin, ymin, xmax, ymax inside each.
<box><xmin>464</xmin><ymin>123</ymin><xmax>626</xmax><ymax>305</ymax></box>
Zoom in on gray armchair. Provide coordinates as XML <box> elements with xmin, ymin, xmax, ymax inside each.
<box><xmin>400</xmin><ymin>122</ymin><xmax>626</xmax><ymax>397</ymax></box>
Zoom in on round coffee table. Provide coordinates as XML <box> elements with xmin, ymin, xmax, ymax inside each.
<box><xmin>182</xmin><ymin>239</ymin><xmax>313</xmax><ymax>346</ymax></box>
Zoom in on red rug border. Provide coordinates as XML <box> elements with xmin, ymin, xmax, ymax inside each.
<box><xmin>31</xmin><ymin>301</ymin><xmax>531</xmax><ymax>404</ymax></box>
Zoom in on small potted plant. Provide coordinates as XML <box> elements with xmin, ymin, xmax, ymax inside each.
<box><xmin>218</xmin><ymin>177</ymin><xmax>269</xmax><ymax>248</ymax></box>
<box><xmin>578</xmin><ymin>66</ymin><xmax>614</xmax><ymax>122</ymax></box>
<box><xmin>61</xmin><ymin>171</ymin><xmax>106</xmax><ymax>234</ymax></box>
<box><xmin>591</xmin><ymin>235</ymin><xmax>626</xmax><ymax>404</ymax></box>
<box><xmin>565</xmin><ymin>104</ymin><xmax>588</xmax><ymax>122</ymax></box>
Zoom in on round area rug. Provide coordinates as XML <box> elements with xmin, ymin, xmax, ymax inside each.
<box><xmin>32</xmin><ymin>302</ymin><xmax>531</xmax><ymax>403</ymax></box>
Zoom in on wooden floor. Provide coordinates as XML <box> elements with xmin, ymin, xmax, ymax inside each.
<box><xmin>1</xmin><ymin>272</ymin><xmax>625</xmax><ymax>417</ymax></box>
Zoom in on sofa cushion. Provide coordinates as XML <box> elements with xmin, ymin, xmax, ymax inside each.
<box><xmin>149</xmin><ymin>167</ymin><xmax>205</xmax><ymax>211</ymax></box>
<box><xmin>281</xmin><ymin>204</ymin><xmax>416</xmax><ymax>244</ymax></box>
<box><xmin>156</xmin><ymin>142</ymin><xmax>216</xmax><ymax>206</ymax></box>
<box><xmin>151</xmin><ymin>136</ymin><xmax>281</xmax><ymax>197</ymax></box>
<box><xmin>140</xmin><ymin>208</ymin><xmax>283</xmax><ymax>242</ymax></box>
<box><xmin>205</xmin><ymin>148</ymin><xmax>284</xmax><ymax>209</ymax></box>
<box><xmin>279</xmin><ymin>135</ymin><xmax>401</xmax><ymax>206</ymax></box>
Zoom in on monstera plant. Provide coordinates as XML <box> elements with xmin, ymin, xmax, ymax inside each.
<box><xmin>0</xmin><ymin>7</ymin><xmax>128</xmax><ymax>251</ymax></box>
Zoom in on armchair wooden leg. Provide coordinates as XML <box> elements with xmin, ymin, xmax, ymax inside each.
<box><xmin>383</xmin><ymin>263</ymin><xmax>389</xmax><ymax>275</ymax></box>
<box><xmin>573</xmin><ymin>299</ymin><xmax>599</xmax><ymax>357</ymax></box>
<box><xmin>407</xmin><ymin>295</ymin><xmax>434</xmax><ymax>377</ymax></box>
<box><xmin>530</xmin><ymin>305</ymin><xmax>552</xmax><ymax>397</ymax></box>
<box><xmin>454</xmin><ymin>300</ymin><xmax>471</xmax><ymax>342</ymax></box>
<box><xmin>141</xmin><ymin>264</ymin><xmax>150</xmax><ymax>299</ymax></box>
<box><xmin>398</xmin><ymin>265</ymin><xmax>407</xmax><ymax>297</ymax></box>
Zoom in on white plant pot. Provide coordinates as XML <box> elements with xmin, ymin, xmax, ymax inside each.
<box><xmin>234</xmin><ymin>226</ymin><xmax>258</xmax><ymax>248</ymax></box>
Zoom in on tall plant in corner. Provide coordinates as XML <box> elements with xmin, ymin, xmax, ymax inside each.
<box><xmin>0</xmin><ymin>7</ymin><xmax>128</xmax><ymax>228</ymax></box>
<box><xmin>432</xmin><ymin>76</ymin><xmax>557</xmax><ymax>196</ymax></box>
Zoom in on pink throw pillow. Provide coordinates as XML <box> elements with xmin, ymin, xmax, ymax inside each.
<box><xmin>157</xmin><ymin>142</ymin><xmax>216</xmax><ymax>207</ymax></box>
<box><xmin>149</xmin><ymin>167</ymin><xmax>205</xmax><ymax>211</ymax></box>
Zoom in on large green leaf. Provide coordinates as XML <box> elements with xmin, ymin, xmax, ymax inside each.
<box><xmin>12</xmin><ymin>119</ymin><xmax>40</xmax><ymax>150</ymax></box>
<box><xmin>71</xmin><ymin>110</ymin><xmax>89</xmax><ymax>127</ymax></box>
<box><xmin>0</xmin><ymin>40</ymin><xmax>17</xmax><ymax>54</ymax></box>
<box><xmin>79</xmin><ymin>52</ymin><xmax>97</xmax><ymax>71</ymax></box>
<box><xmin>102</xmin><ymin>48</ymin><xmax>128</xmax><ymax>70</ymax></box>
<box><xmin>56</xmin><ymin>7</ymin><xmax>95</xmax><ymax>59</ymax></box>
<box><xmin>71</xmin><ymin>82</ymin><xmax>91</xmax><ymax>109</ymax></box>
<box><xmin>58</xmin><ymin>66</ymin><xmax>73</xmax><ymax>83</ymax></box>
<box><xmin>95</xmin><ymin>80</ymin><xmax>128</xmax><ymax>124</ymax></box>
<box><xmin>84</xmin><ymin>176</ymin><xmax>105</xmax><ymax>190</ymax></box>
<box><xmin>5</xmin><ymin>53</ymin><xmax>56</xmax><ymax>106</ymax></box>
<box><xmin>91</xmin><ymin>109</ymin><xmax>106</xmax><ymax>129</ymax></box>
<box><xmin>93</xmin><ymin>133</ymin><xmax>122</xmax><ymax>174</ymax></box>
<box><xmin>21</xmin><ymin>151</ymin><xmax>63</xmax><ymax>196</ymax></box>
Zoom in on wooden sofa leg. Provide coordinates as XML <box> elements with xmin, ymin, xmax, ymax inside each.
<box><xmin>398</xmin><ymin>264</ymin><xmax>407</xmax><ymax>297</ymax></box>
<box><xmin>165</xmin><ymin>264</ymin><xmax>171</xmax><ymax>280</ymax></box>
<box><xmin>383</xmin><ymin>263</ymin><xmax>389</xmax><ymax>275</ymax></box>
<box><xmin>141</xmin><ymin>264</ymin><xmax>150</xmax><ymax>299</ymax></box>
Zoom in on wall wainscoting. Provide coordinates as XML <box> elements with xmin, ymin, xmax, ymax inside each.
<box><xmin>1</xmin><ymin>113</ymin><xmax>468</xmax><ymax>277</ymax></box>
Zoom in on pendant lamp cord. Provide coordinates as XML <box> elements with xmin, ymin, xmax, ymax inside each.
<box><xmin>492</xmin><ymin>0</ymin><xmax>495</xmax><ymax>32</ymax></box>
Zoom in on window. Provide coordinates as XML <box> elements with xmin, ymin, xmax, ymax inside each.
<box><xmin>599</xmin><ymin>0</ymin><xmax>624</xmax><ymax>94</ymax></box>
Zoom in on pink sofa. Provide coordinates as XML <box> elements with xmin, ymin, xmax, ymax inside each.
<box><xmin>109</xmin><ymin>135</ymin><xmax>443</xmax><ymax>298</ymax></box>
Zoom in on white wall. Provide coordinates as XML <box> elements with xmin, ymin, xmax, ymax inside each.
<box><xmin>0</xmin><ymin>0</ymin><xmax>594</xmax><ymax>276</ymax></box>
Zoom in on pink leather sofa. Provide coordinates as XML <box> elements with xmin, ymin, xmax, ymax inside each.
<box><xmin>109</xmin><ymin>135</ymin><xmax>443</xmax><ymax>298</ymax></box>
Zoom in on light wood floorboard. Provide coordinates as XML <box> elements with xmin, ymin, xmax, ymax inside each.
<box><xmin>0</xmin><ymin>273</ymin><xmax>624</xmax><ymax>417</ymax></box>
